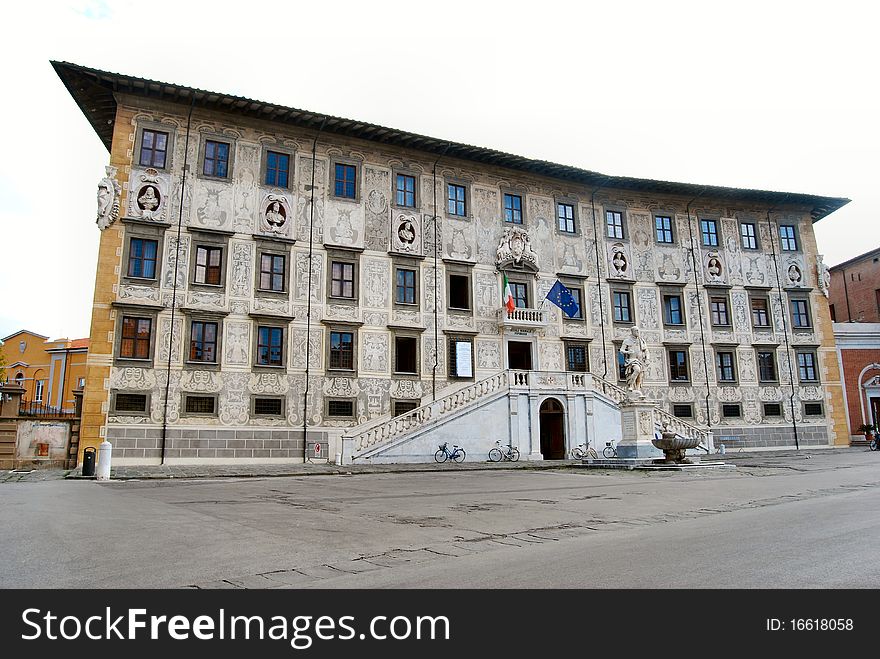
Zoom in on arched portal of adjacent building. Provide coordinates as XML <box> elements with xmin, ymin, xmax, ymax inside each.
<box><xmin>539</xmin><ymin>397</ymin><xmax>566</xmax><ymax>460</ymax></box>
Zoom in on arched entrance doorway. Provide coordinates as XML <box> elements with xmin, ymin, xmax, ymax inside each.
<box><xmin>539</xmin><ymin>398</ymin><xmax>566</xmax><ymax>460</ymax></box>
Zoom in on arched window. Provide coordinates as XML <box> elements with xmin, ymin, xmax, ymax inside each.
<box><xmin>15</xmin><ymin>372</ymin><xmax>24</xmax><ymax>386</ymax></box>
<box><xmin>31</xmin><ymin>369</ymin><xmax>45</xmax><ymax>403</ymax></box>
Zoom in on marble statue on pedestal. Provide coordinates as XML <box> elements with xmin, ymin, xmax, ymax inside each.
<box><xmin>620</xmin><ymin>326</ymin><xmax>648</xmax><ymax>397</ymax></box>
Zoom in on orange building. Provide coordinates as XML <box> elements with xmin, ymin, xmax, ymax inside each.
<box><xmin>0</xmin><ymin>330</ymin><xmax>89</xmax><ymax>413</ymax></box>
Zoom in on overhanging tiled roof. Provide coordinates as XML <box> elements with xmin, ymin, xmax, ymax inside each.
<box><xmin>52</xmin><ymin>60</ymin><xmax>850</xmax><ymax>223</ymax></box>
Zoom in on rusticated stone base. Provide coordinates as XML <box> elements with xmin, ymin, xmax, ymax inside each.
<box><xmin>104</xmin><ymin>425</ymin><xmax>329</xmax><ymax>462</ymax></box>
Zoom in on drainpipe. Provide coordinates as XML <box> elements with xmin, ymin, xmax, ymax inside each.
<box><xmin>303</xmin><ymin>117</ymin><xmax>327</xmax><ymax>461</ymax></box>
<box><xmin>842</xmin><ymin>266</ymin><xmax>852</xmax><ymax>322</ymax></box>
<box><xmin>766</xmin><ymin>205</ymin><xmax>799</xmax><ymax>450</ymax></box>
<box><xmin>685</xmin><ymin>190</ymin><xmax>711</xmax><ymax>428</ymax></box>
<box><xmin>431</xmin><ymin>145</ymin><xmax>450</xmax><ymax>401</ymax></box>
<box><xmin>59</xmin><ymin>347</ymin><xmax>70</xmax><ymax>412</ymax></box>
<box><xmin>161</xmin><ymin>95</ymin><xmax>195</xmax><ymax>465</ymax></box>
<box><xmin>589</xmin><ymin>177</ymin><xmax>611</xmax><ymax>379</ymax></box>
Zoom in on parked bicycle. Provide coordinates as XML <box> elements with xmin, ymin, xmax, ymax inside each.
<box><xmin>602</xmin><ymin>441</ymin><xmax>618</xmax><ymax>459</ymax></box>
<box><xmin>435</xmin><ymin>442</ymin><xmax>466</xmax><ymax>463</ymax></box>
<box><xmin>488</xmin><ymin>440</ymin><xmax>520</xmax><ymax>462</ymax></box>
<box><xmin>569</xmin><ymin>442</ymin><xmax>598</xmax><ymax>460</ymax></box>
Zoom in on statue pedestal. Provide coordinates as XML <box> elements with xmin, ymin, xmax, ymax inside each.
<box><xmin>616</xmin><ymin>398</ymin><xmax>662</xmax><ymax>459</ymax></box>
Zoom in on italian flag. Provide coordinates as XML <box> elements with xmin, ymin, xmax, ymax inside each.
<box><xmin>502</xmin><ymin>274</ymin><xmax>515</xmax><ymax>313</ymax></box>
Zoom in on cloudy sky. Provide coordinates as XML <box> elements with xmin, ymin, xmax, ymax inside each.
<box><xmin>2</xmin><ymin>0</ymin><xmax>877</xmax><ymax>340</ymax></box>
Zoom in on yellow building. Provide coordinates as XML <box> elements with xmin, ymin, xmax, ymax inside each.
<box><xmin>0</xmin><ymin>330</ymin><xmax>89</xmax><ymax>413</ymax></box>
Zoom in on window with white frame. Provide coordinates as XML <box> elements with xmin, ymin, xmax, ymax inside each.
<box><xmin>740</xmin><ymin>222</ymin><xmax>757</xmax><ymax>249</ymax></box>
<box><xmin>790</xmin><ymin>298</ymin><xmax>811</xmax><ymax>328</ymax></box>
<box><xmin>716</xmin><ymin>351</ymin><xmax>736</xmax><ymax>382</ymax></box>
<box><xmin>779</xmin><ymin>225</ymin><xmax>798</xmax><ymax>251</ymax></box>
<box><xmin>655</xmin><ymin>215</ymin><xmax>674</xmax><ymax>244</ymax></box>
<box><xmin>504</xmin><ymin>193</ymin><xmax>523</xmax><ymax>224</ymax></box>
<box><xmin>797</xmin><ymin>351</ymin><xmax>818</xmax><ymax>382</ymax></box>
<box><xmin>606</xmin><ymin>210</ymin><xmax>624</xmax><ymax>239</ymax></box>
<box><xmin>612</xmin><ymin>290</ymin><xmax>632</xmax><ymax>323</ymax></box>
<box><xmin>557</xmin><ymin>202</ymin><xmax>576</xmax><ymax>233</ymax></box>
<box><xmin>701</xmin><ymin>219</ymin><xmax>719</xmax><ymax>246</ymax></box>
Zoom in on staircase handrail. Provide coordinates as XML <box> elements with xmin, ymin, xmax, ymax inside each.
<box><xmin>591</xmin><ymin>375</ymin><xmax>710</xmax><ymax>443</ymax></box>
<box><xmin>344</xmin><ymin>370</ymin><xmax>510</xmax><ymax>453</ymax></box>
<box><xmin>653</xmin><ymin>404</ymin><xmax>711</xmax><ymax>443</ymax></box>
<box><xmin>591</xmin><ymin>375</ymin><xmax>629</xmax><ymax>404</ymax></box>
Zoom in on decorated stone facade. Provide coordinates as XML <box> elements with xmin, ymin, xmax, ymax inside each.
<box><xmin>55</xmin><ymin>62</ymin><xmax>850</xmax><ymax>465</ymax></box>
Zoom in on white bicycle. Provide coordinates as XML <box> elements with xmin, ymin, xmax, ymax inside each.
<box><xmin>570</xmin><ymin>442</ymin><xmax>599</xmax><ymax>460</ymax></box>
<box><xmin>488</xmin><ymin>440</ymin><xmax>520</xmax><ymax>462</ymax></box>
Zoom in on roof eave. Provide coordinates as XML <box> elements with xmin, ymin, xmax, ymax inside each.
<box><xmin>50</xmin><ymin>60</ymin><xmax>851</xmax><ymax>223</ymax></box>
<box><xmin>1</xmin><ymin>330</ymin><xmax>51</xmax><ymax>342</ymax></box>
<box><xmin>829</xmin><ymin>246</ymin><xmax>880</xmax><ymax>271</ymax></box>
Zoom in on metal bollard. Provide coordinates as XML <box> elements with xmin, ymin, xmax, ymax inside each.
<box><xmin>96</xmin><ymin>440</ymin><xmax>113</xmax><ymax>481</ymax></box>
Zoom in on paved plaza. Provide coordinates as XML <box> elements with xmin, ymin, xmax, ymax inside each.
<box><xmin>2</xmin><ymin>448</ymin><xmax>878</xmax><ymax>588</ymax></box>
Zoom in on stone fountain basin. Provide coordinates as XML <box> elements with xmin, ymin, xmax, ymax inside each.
<box><xmin>652</xmin><ymin>434</ymin><xmax>701</xmax><ymax>451</ymax></box>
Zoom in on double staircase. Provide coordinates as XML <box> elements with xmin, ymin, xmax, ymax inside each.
<box><xmin>347</xmin><ymin>370</ymin><xmax>509</xmax><ymax>456</ymax></box>
<box><xmin>341</xmin><ymin>369</ymin><xmax>711</xmax><ymax>463</ymax></box>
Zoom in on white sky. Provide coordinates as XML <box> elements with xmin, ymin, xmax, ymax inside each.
<box><xmin>2</xmin><ymin>0</ymin><xmax>877</xmax><ymax>340</ymax></box>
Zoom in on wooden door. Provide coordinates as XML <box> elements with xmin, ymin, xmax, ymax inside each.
<box><xmin>539</xmin><ymin>398</ymin><xmax>566</xmax><ymax>460</ymax></box>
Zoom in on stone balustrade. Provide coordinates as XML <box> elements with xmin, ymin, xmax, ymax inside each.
<box><xmin>652</xmin><ymin>404</ymin><xmax>711</xmax><ymax>446</ymax></box>
<box><xmin>509</xmin><ymin>370</ymin><xmax>591</xmax><ymax>391</ymax></box>
<box><xmin>501</xmin><ymin>307</ymin><xmax>548</xmax><ymax>327</ymax></box>
<box><xmin>592</xmin><ymin>377</ymin><xmax>629</xmax><ymax>404</ymax></box>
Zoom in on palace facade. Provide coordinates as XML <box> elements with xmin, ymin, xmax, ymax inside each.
<box><xmin>53</xmin><ymin>61</ymin><xmax>850</xmax><ymax>465</ymax></box>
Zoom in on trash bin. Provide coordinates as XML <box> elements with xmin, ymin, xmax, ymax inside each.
<box><xmin>82</xmin><ymin>446</ymin><xmax>96</xmax><ymax>477</ymax></box>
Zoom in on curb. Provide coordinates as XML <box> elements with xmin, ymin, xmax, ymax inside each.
<box><xmin>64</xmin><ymin>460</ymin><xmax>592</xmax><ymax>481</ymax></box>
<box><xmin>57</xmin><ymin>446</ymin><xmax>874</xmax><ymax>482</ymax></box>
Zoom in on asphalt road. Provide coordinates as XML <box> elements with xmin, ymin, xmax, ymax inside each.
<box><xmin>2</xmin><ymin>450</ymin><xmax>878</xmax><ymax>588</ymax></box>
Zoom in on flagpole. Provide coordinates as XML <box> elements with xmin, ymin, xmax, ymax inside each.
<box><xmin>582</xmin><ymin>278</ymin><xmax>588</xmax><ymax>356</ymax></box>
<box><xmin>500</xmin><ymin>269</ymin><xmax>510</xmax><ymax>370</ymax></box>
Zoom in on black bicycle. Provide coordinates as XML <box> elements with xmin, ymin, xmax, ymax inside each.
<box><xmin>435</xmin><ymin>442</ymin><xmax>466</xmax><ymax>463</ymax></box>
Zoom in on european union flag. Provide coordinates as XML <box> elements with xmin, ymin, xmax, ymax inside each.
<box><xmin>545</xmin><ymin>280</ymin><xmax>581</xmax><ymax>319</ymax></box>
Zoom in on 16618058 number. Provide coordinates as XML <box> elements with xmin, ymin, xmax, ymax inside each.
<box><xmin>790</xmin><ymin>619</ymin><xmax>852</xmax><ymax>631</ymax></box>
<box><xmin>767</xmin><ymin>618</ymin><xmax>853</xmax><ymax>631</ymax></box>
